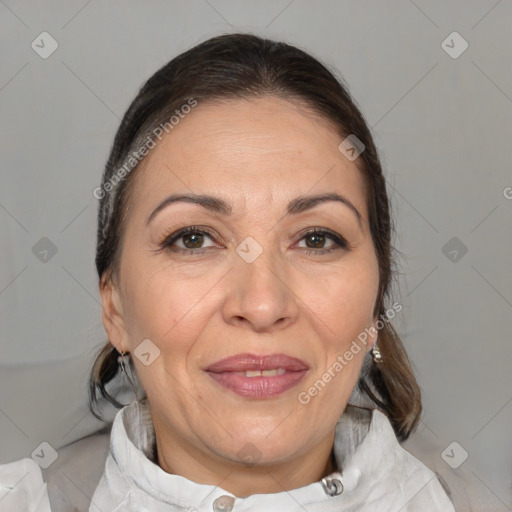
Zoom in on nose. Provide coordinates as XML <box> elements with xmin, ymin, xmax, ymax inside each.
<box><xmin>221</xmin><ymin>248</ymin><xmax>299</xmax><ymax>333</ymax></box>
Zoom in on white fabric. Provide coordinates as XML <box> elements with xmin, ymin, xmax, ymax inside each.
<box><xmin>89</xmin><ymin>399</ymin><xmax>455</xmax><ymax>511</ymax></box>
<box><xmin>0</xmin><ymin>457</ymin><xmax>51</xmax><ymax>511</ymax></box>
<box><xmin>0</xmin><ymin>399</ymin><xmax>455</xmax><ymax>511</ymax></box>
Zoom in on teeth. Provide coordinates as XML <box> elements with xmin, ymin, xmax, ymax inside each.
<box><xmin>243</xmin><ymin>368</ymin><xmax>286</xmax><ymax>377</ymax></box>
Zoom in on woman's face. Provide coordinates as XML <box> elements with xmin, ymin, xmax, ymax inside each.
<box><xmin>102</xmin><ymin>96</ymin><xmax>379</xmax><ymax>472</ymax></box>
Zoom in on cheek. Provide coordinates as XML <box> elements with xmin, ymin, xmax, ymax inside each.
<box><xmin>122</xmin><ymin>261</ymin><xmax>221</xmax><ymax>353</ymax></box>
<box><xmin>121</xmin><ymin>267</ymin><xmax>216</xmax><ymax>404</ymax></box>
<box><xmin>294</xmin><ymin>262</ymin><xmax>378</xmax><ymax>423</ymax></box>
<box><xmin>300</xmin><ymin>259</ymin><xmax>379</xmax><ymax>344</ymax></box>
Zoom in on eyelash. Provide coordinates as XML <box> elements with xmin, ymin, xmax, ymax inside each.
<box><xmin>156</xmin><ymin>225</ymin><xmax>349</xmax><ymax>256</ymax></box>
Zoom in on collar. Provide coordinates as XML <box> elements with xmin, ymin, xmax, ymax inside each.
<box><xmin>96</xmin><ymin>398</ymin><xmax>400</xmax><ymax>510</ymax></box>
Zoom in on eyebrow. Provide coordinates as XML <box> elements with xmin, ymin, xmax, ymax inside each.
<box><xmin>146</xmin><ymin>192</ymin><xmax>363</xmax><ymax>227</ymax></box>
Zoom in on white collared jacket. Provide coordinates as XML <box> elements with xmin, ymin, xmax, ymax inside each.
<box><xmin>0</xmin><ymin>398</ymin><xmax>455</xmax><ymax>511</ymax></box>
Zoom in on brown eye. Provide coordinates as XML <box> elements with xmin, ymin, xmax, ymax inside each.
<box><xmin>304</xmin><ymin>232</ymin><xmax>327</xmax><ymax>249</ymax></box>
<box><xmin>159</xmin><ymin>226</ymin><xmax>219</xmax><ymax>253</ymax></box>
<box><xmin>296</xmin><ymin>228</ymin><xmax>348</xmax><ymax>255</ymax></box>
<box><xmin>182</xmin><ymin>232</ymin><xmax>205</xmax><ymax>249</ymax></box>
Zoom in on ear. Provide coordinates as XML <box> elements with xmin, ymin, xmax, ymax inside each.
<box><xmin>99</xmin><ymin>274</ymin><xmax>129</xmax><ymax>353</ymax></box>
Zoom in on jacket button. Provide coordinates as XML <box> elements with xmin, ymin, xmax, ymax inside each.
<box><xmin>212</xmin><ymin>495</ymin><xmax>235</xmax><ymax>511</ymax></box>
<box><xmin>321</xmin><ymin>475</ymin><xmax>344</xmax><ymax>496</ymax></box>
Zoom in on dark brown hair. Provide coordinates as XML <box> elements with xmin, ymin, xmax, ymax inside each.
<box><xmin>88</xmin><ymin>32</ymin><xmax>421</xmax><ymax>441</ymax></box>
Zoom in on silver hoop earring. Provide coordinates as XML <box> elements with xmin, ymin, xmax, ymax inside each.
<box><xmin>372</xmin><ymin>344</ymin><xmax>383</xmax><ymax>364</ymax></box>
<box><xmin>117</xmin><ymin>350</ymin><xmax>138</xmax><ymax>397</ymax></box>
<box><xmin>118</xmin><ymin>351</ymin><xmax>131</xmax><ymax>376</ymax></box>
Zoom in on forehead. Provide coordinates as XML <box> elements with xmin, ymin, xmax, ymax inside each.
<box><xmin>130</xmin><ymin>96</ymin><xmax>367</xmax><ymax>217</ymax></box>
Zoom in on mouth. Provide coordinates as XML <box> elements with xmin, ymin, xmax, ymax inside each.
<box><xmin>205</xmin><ymin>353</ymin><xmax>309</xmax><ymax>399</ymax></box>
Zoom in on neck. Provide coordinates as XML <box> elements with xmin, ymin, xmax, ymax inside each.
<box><xmin>153</xmin><ymin>425</ymin><xmax>338</xmax><ymax>498</ymax></box>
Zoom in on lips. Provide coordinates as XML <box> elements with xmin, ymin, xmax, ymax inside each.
<box><xmin>206</xmin><ymin>353</ymin><xmax>309</xmax><ymax>372</ymax></box>
<box><xmin>205</xmin><ymin>353</ymin><xmax>309</xmax><ymax>399</ymax></box>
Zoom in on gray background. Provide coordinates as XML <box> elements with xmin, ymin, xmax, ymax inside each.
<box><xmin>1</xmin><ymin>0</ymin><xmax>511</xmax><ymax>509</ymax></box>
